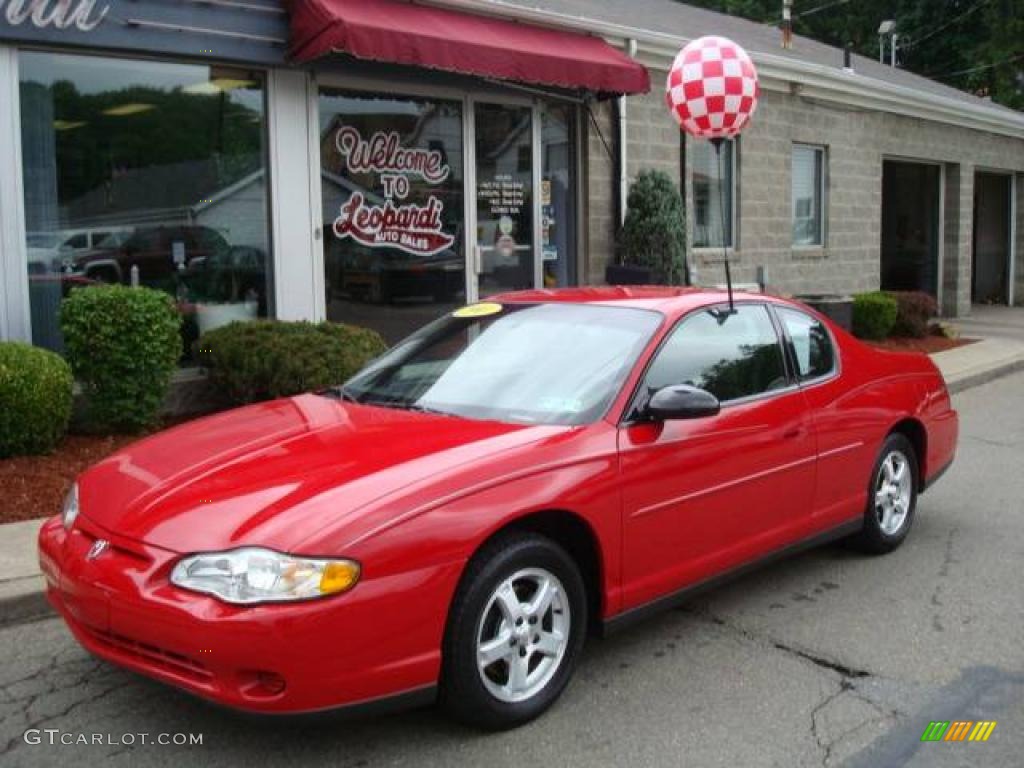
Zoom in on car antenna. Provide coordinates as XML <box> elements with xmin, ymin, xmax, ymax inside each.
<box><xmin>710</xmin><ymin>137</ymin><xmax>735</xmax><ymax>323</ymax></box>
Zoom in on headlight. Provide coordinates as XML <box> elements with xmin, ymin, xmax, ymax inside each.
<box><xmin>169</xmin><ymin>547</ymin><xmax>360</xmax><ymax>605</ymax></box>
<box><xmin>62</xmin><ymin>483</ymin><xmax>79</xmax><ymax>530</ymax></box>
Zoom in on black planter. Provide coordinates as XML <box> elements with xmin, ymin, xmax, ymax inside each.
<box><xmin>606</xmin><ymin>264</ymin><xmax>656</xmax><ymax>286</ymax></box>
<box><xmin>796</xmin><ymin>294</ymin><xmax>854</xmax><ymax>332</ymax></box>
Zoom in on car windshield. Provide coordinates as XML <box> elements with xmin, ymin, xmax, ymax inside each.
<box><xmin>339</xmin><ymin>303</ymin><xmax>662</xmax><ymax>425</ymax></box>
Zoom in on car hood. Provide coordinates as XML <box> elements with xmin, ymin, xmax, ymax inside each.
<box><xmin>78</xmin><ymin>394</ymin><xmax>564</xmax><ymax>553</ymax></box>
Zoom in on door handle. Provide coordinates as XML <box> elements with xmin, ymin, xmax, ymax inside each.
<box><xmin>783</xmin><ymin>427</ymin><xmax>804</xmax><ymax>439</ymax></box>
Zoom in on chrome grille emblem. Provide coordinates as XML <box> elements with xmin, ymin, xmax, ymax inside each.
<box><xmin>86</xmin><ymin>539</ymin><xmax>109</xmax><ymax>561</ymax></box>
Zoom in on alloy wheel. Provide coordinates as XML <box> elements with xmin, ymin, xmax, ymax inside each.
<box><xmin>475</xmin><ymin>567</ymin><xmax>570</xmax><ymax>704</ymax></box>
<box><xmin>875</xmin><ymin>449</ymin><xmax>913</xmax><ymax>535</ymax></box>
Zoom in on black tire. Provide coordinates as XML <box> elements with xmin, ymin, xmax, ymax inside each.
<box><xmin>440</xmin><ymin>531</ymin><xmax>587</xmax><ymax>730</ymax></box>
<box><xmin>849</xmin><ymin>433</ymin><xmax>919</xmax><ymax>554</ymax></box>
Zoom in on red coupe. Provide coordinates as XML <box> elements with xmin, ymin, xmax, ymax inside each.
<box><xmin>39</xmin><ymin>287</ymin><xmax>958</xmax><ymax>728</ymax></box>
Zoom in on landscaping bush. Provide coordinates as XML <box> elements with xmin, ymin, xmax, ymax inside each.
<box><xmin>618</xmin><ymin>169</ymin><xmax>687</xmax><ymax>285</ymax></box>
<box><xmin>851</xmin><ymin>291</ymin><xmax>898</xmax><ymax>340</ymax></box>
<box><xmin>195</xmin><ymin>320</ymin><xmax>387</xmax><ymax>405</ymax></box>
<box><xmin>0</xmin><ymin>342</ymin><xmax>74</xmax><ymax>457</ymax></box>
<box><xmin>61</xmin><ymin>285</ymin><xmax>182</xmax><ymax>432</ymax></box>
<box><xmin>887</xmin><ymin>290</ymin><xmax>938</xmax><ymax>338</ymax></box>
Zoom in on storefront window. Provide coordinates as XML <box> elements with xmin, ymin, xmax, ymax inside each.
<box><xmin>319</xmin><ymin>89</ymin><xmax>465</xmax><ymax>344</ymax></box>
<box><xmin>541</xmin><ymin>104</ymin><xmax>577</xmax><ymax>287</ymax></box>
<box><xmin>19</xmin><ymin>52</ymin><xmax>272</xmax><ymax>358</ymax></box>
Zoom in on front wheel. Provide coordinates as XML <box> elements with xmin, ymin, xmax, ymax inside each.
<box><xmin>850</xmin><ymin>433</ymin><xmax>919</xmax><ymax>554</ymax></box>
<box><xmin>440</xmin><ymin>532</ymin><xmax>587</xmax><ymax>729</ymax></box>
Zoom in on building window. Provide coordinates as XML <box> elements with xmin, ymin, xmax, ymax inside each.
<box><xmin>792</xmin><ymin>144</ymin><xmax>826</xmax><ymax>246</ymax></box>
<box><xmin>692</xmin><ymin>138</ymin><xmax>735</xmax><ymax>248</ymax></box>
<box><xmin>18</xmin><ymin>52</ymin><xmax>272</xmax><ymax>360</ymax></box>
<box><xmin>318</xmin><ymin>88</ymin><xmax>465</xmax><ymax>345</ymax></box>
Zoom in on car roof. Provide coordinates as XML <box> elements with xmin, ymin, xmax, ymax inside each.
<box><xmin>490</xmin><ymin>286</ymin><xmax>791</xmax><ymax>315</ymax></box>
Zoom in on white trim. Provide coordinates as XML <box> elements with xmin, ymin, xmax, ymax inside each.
<box><xmin>937</xmin><ymin>163</ymin><xmax>946</xmax><ymax>314</ymax></box>
<box><xmin>422</xmin><ymin>0</ymin><xmax>1024</xmax><ymax>139</ymax></box>
<box><xmin>307</xmin><ymin>72</ymin><xmax>326</xmax><ymax>321</ymax></box>
<box><xmin>463</xmin><ymin>97</ymin><xmax>477</xmax><ymax>303</ymax></box>
<box><xmin>1011</xmin><ymin>176</ymin><xmax>1018</xmax><ymax>307</ymax></box>
<box><xmin>0</xmin><ymin>45</ymin><xmax>30</xmax><ymax>343</ymax></box>
<box><xmin>267</xmin><ymin>67</ymin><xmax>322</xmax><ymax>322</ymax></box>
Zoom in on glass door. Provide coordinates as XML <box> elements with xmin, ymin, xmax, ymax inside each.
<box><xmin>472</xmin><ymin>101</ymin><xmax>536</xmax><ymax>298</ymax></box>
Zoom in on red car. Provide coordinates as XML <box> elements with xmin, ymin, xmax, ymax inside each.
<box><xmin>38</xmin><ymin>288</ymin><xmax>958</xmax><ymax>728</ymax></box>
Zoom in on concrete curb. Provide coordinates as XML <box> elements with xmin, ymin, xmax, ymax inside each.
<box><xmin>0</xmin><ymin>577</ymin><xmax>50</xmax><ymax>628</ymax></box>
<box><xmin>1</xmin><ymin>351</ymin><xmax>1023</xmax><ymax>629</ymax></box>
<box><xmin>945</xmin><ymin>356</ymin><xmax>1024</xmax><ymax>395</ymax></box>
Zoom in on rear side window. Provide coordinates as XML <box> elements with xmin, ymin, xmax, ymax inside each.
<box><xmin>778</xmin><ymin>307</ymin><xmax>835</xmax><ymax>380</ymax></box>
<box><xmin>643</xmin><ymin>304</ymin><xmax>788</xmax><ymax>402</ymax></box>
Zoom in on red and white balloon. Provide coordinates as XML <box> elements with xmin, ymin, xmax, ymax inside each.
<box><xmin>666</xmin><ymin>36</ymin><xmax>760</xmax><ymax>139</ymax></box>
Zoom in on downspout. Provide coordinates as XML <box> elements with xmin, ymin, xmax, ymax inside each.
<box><xmin>617</xmin><ymin>38</ymin><xmax>638</xmax><ymax>227</ymax></box>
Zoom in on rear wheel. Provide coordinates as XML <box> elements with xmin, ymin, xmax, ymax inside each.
<box><xmin>440</xmin><ymin>532</ymin><xmax>586</xmax><ymax>729</ymax></box>
<box><xmin>850</xmin><ymin>433</ymin><xmax>919</xmax><ymax>554</ymax></box>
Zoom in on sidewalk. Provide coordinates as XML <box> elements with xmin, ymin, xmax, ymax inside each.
<box><xmin>2</xmin><ymin>318</ymin><xmax>1024</xmax><ymax>625</ymax></box>
<box><xmin>936</xmin><ymin>305</ymin><xmax>1024</xmax><ymax>393</ymax></box>
<box><xmin>0</xmin><ymin>518</ymin><xmax>47</xmax><ymax>625</ymax></box>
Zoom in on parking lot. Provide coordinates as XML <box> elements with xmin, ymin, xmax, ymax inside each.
<box><xmin>2</xmin><ymin>371</ymin><xmax>1022</xmax><ymax>768</ymax></box>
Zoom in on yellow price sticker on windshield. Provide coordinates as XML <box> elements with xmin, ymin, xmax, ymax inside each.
<box><xmin>453</xmin><ymin>302</ymin><xmax>503</xmax><ymax>318</ymax></box>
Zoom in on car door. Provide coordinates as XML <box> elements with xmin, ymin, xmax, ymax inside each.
<box><xmin>617</xmin><ymin>303</ymin><xmax>818</xmax><ymax>610</ymax></box>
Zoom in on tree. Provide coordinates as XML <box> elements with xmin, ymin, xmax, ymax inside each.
<box><xmin>681</xmin><ymin>0</ymin><xmax>1023</xmax><ymax>110</ymax></box>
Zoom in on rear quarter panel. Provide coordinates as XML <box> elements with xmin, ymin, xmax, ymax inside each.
<box><xmin>799</xmin><ymin>322</ymin><xmax>957</xmax><ymax>528</ymax></box>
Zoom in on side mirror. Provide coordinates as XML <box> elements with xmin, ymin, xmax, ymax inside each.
<box><xmin>646</xmin><ymin>385</ymin><xmax>720</xmax><ymax>421</ymax></box>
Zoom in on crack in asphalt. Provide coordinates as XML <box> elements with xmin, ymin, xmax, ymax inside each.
<box><xmin>679</xmin><ymin>604</ymin><xmax>905</xmax><ymax>767</ymax></box>
<box><xmin>0</xmin><ymin>649</ymin><xmax>134</xmax><ymax>758</ymax></box>
<box><xmin>930</xmin><ymin>526</ymin><xmax>960</xmax><ymax>633</ymax></box>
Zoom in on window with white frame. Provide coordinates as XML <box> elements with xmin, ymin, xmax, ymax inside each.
<box><xmin>792</xmin><ymin>144</ymin><xmax>826</xmax><ymax>246</ymax></box>
<box><xmin>692</xmin><ymin>138</ymin><xmax>736</xmax><ymax>248</ymax></box>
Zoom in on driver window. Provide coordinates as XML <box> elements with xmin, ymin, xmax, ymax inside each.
<box><xmin>644</xmin><ymin>304</ymin><xmax>788</xmax><ymax>402</ymax></box>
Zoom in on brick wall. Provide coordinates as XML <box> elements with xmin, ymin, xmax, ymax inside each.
<box><xmin>586</xmin><ymin>67</ymin><xmax>1024</xmax><ymax>316</ymax></box>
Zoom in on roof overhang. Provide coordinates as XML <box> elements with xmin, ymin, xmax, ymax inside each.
<box><xmin>425</xmin><ymin>0</ymin><xmax>1024</xmax><ymax>140</ymax></box>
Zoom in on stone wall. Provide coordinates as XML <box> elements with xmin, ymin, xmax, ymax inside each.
<box><xmin>584</xmin><ymin>66</ymin><xmax>1024</xmax><ymax>316</ymax></box>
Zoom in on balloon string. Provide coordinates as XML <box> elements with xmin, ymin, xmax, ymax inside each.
<box><xmin>713</xmin><ymin>138</ymin><xmax>735</xmax><ymax>313</ymax></box>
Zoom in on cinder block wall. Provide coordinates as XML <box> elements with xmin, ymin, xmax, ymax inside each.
<box><xmin>1017</xmin><ymin>174</ymin><xmax>1024</xmax><ymax>306</ymax></box>
<box><xmin>586</xmin><ymin>66</ymin><xmax>1024</xmax><ymax>316</ymax></box>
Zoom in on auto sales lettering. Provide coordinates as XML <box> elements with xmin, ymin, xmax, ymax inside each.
<box><xmin>332</xmin><ymin>126</ymin><xmax>455</xmax><ymax>257</ymax></box>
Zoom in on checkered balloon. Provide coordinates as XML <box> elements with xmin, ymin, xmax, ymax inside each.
<box><xmin>666</xmin><ymin>36</ymin><xmax>760</xmax><ymax>139</ymax></box>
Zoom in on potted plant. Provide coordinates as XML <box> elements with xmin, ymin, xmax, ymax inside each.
<box><xmin>186</xmin><ymin>246</ymin><xmax>262</xmax><ymax>335</ymax></box>
<box><xmin>607</xmin><ymin>169</ymin><xmax>687</xmax><ymax>286</ymax></box>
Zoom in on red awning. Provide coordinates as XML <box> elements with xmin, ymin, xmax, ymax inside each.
<box><xmin>288</xmin><ymin>0</ymin><xmax>650</xmax><ymax>96</ymax></box>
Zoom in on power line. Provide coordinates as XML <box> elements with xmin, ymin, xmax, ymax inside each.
<box><xmin>902</xmin><ymin>0</ymin><xmax>992</xmax><ymax>49</ymax></box>
<box><xmin>927</xmin><ymin>52</ymin><xmax>1024</xmax><ymax>79</ymax></box>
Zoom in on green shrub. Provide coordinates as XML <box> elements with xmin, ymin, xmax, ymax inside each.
<box><xmin>619</xmin><ymin>169</ymin><xmax>687</xmax><ymax>285</ymax></box>
<box><xmin>852</xmin><ymin>291</ymin><xmax>898</xmax><ymax>340</ymax></box>
<box><xmin>887</xmin><ymin>291</ymin><xmax>938</xmax><ymax>338</ymax></box>
<box><xmin>195</xmin><ymin>320</ymin><xmax>387</xmax><ymax>405</ymax></box>
<box><xmin>0</xmin><ymin>343</ymin><xmax>74</xmax><ymax>457</ymax></box>
<box><xmin>61</xmin><ymin>285</ymin><xmax>182</xmax><ymax>432</ymax></box>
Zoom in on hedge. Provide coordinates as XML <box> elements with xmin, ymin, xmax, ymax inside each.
<box><xmin>852</xmin><ymin>291</ymin><xmax>898</xmax><ymax>340</ymax></box>
<box><xmin>195</xmin><ymin>320</ymin><xmax>387</xmax><ymax>405</ymax></box>
<box><xmin>888</xmin><ymin>290</ymin><xmax>938</xmax><ymax>338</ymax></box>
<box><xmin>0</xmin><ymin>342</ymin><xmax>74</xmax><ymax>457</ymax></box>
<box><xmin>61</xmin><ymin>285</ymin><xmax>182</xmax><ymax>432</ymax></box>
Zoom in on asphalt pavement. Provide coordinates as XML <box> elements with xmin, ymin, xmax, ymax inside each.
<box><xmin>1</xmin><ymin>371</ymin><xmax>1022</xmax><ymax>768</ymax></box>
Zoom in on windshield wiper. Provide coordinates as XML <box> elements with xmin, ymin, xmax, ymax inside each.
<box><xmin>321</xmin><ymin>385</ymin><xmax>358</xmax><ymax>402</ymax></box>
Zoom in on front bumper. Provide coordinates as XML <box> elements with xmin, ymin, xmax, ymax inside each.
<box><xmin>38</xmin><ymin>516</ymin><xmax>459</xmax><ymax>713</ymax></box>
